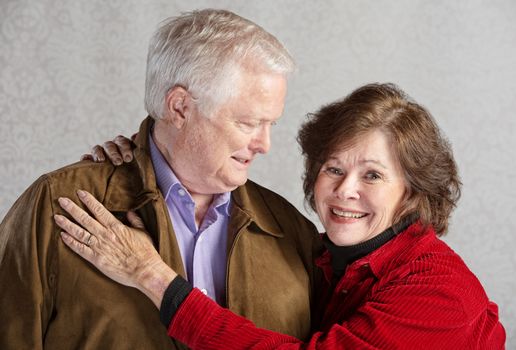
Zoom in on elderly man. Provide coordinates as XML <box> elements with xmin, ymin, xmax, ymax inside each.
<box><xmin>0</xmin><ymin>9</ymin><xmax>320</xmax><ymax>350</ymax></box>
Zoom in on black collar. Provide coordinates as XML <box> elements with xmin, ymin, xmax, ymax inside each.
<box><xmin>323</xmin><ymin>214</ymin><xmax>418</xmax><ymax>279</ymax></box>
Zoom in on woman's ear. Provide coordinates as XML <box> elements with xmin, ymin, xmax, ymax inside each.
<box><xmin>163</xmin><ymin>86</ymin><xmax>192</xmax><ymax>129</ymax></box>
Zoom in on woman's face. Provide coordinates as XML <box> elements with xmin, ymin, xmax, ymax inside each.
<box><xmin>314</xmin><ymin>130</ymin><xmax>407</xmax><ymax>246</ymax></box>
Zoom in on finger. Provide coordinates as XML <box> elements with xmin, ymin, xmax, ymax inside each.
<box><xmin>127</xmin><ymin>211</ymin><xmax>145</xmax><ymax>229</ymax></box>
<box><xmin>60</xmin><ymin>231</ymin><xmax>96</xmax><ymax>263</ymax></box>
<box><xmin>57</xmin><ymin>196</ymin><xmax>105</xmax><ymax>235</ymax></box>
<box><xmin>103</xmin><ymin>141</ymin><xmax>123</xmax><ymax>165</ymax></box>
<box><xmin>81</xmin><ymin>154</ymin><xmax>94</xmax><ymax>161</ymax></box>
<box><xmin>91</xmin><ymin>145</ymin><xmax>106</xmax><ymax>162</ymax></box>
<box><xmin>76</xmin><ymin>190</ymin><xmax>120</xmax><ymax>229</ymax></box>
<box><xmin>54</xmin><ymin>214</ymin><xmax>95</xmax><ymax>246</ymax></box>
<box><xmin>113</xmin><ymin>135</ymin><xmax>134</xmax><ymax>163</ymax></box>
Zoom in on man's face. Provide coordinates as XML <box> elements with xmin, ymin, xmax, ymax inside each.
<box><xmin>169</xmin><ymin>69</ymin><xmax>287</xmax><ymax>196</ymax></box>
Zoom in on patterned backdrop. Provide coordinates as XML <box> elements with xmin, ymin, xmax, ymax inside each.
<box><xmin>1</xmin><ymin>0</ymin><xmax>515</xmax><ymax>345</ymax></box>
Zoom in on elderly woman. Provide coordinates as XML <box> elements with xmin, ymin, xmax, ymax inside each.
<box><xmin>54</xmin><ymin>83</ymin><xmax>505</xmax><ymax>349</ymax></box>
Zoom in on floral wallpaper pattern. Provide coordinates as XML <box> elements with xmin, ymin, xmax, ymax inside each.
<box><xmin>1</xmin><ymin>0</ymin><xmax>515</xmax><ymax>345</ymax></box>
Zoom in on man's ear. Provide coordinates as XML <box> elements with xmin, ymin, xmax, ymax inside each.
<box><xmin>164</xmin><ymin>86</ymin><xmax>192</xmax><ymax>129</ymax></box>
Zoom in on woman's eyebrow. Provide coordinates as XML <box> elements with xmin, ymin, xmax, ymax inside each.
<box><xmin>361</xmin><ymin>159</ymin><xmax>387</xmax><ymax>169</ymax></box>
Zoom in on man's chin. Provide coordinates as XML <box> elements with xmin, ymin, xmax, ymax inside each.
<box><xmin>210</xmin><ymin>172</ymin><xmax>249</xmax><ymax>193</ymax></box>
<box><xmin>227</xmin><ymin>177</ymin><xmax>248</xmax><ymax>190</ymax></box>
<box><xmin>223</xmin><ymin>174</ymin><xmax>249</xmax><ymax>191</ymax></box>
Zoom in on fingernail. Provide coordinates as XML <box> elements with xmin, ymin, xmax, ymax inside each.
<box><xmin>58</xmin><ymin>197</ymin><xmax>70</xmax><ymax>208</ymax></box>
<box><xmin>114</xmin><ymin>158</ymin><xmax>122</xmax><ymax>165</ymax></box>
<box><xmin>124</xmin><ymin>155</ymin><xmax>132</xmax><ymax>162</ymax></box>
<box><xmin>54</xmin><ymin>214</ymin><xmax>65</xmax><ymax>224</ymax></box>
<box><xmin>77</xmin><ymin>190</ymin><xmax>86</xmax><ymax>199</ymax></box>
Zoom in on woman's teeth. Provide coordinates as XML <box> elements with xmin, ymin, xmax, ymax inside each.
<box><xmin>331</xmin><ymin>208</ymin><xmax>366</xmax><ymax>218</ymax></box>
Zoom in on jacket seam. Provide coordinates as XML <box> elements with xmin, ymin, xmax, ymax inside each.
<box><xmin>43</xmin><ymin>175</ymin><xmax>58</xmax><ymax>322</ymax></box>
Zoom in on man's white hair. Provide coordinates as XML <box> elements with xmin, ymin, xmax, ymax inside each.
<box><xmin>144</xmin><ymin>9</ymin><xmax>296</xmax><ymax>119</ymax></box>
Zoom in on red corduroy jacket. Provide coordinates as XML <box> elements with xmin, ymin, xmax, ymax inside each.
<box><xmin>168</xmin><ymin>222</ymin><xmax>506</xmax><ymax>349</ymax></box>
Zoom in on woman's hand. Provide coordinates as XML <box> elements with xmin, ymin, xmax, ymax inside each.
<box><xmin>81</xmin><ymin>134</ymin><xmax>136</xmax><ymax>165</ymax></box>
<box><xmin>53</xmin><ymin>190</ymin><xmax>176</xmax><ymax>308</ymax></box>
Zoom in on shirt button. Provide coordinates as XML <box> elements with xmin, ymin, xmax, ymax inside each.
<box><xmin>341</xmin><ymin>289</ymin><xmax>348</xmax><ymax>294</ymax></box>
<box><xmin>178</xmin><ymin>188</ymin><xmax>186</xmax><ymax>196</ymax></box>
<box><xmin>201</xmin><ymin>288</ymin><xmax>208</xmax><ymax>295</ymax></box>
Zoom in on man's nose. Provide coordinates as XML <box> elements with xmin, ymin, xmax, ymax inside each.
<box><xmin>250</xmin><ymin>124</ymin><xmax>271</xmax><ymax>154</ymax></box>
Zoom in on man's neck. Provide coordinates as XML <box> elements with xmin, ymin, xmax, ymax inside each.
<box><xmin>152</xmin><ymin>123</ymin><xmax>215</xmax><ymax>228</ymax></box>
<box><xmin>190</xmin><ymin>192</ymin><xmax>215</xmax><ymax>228</ymax></box>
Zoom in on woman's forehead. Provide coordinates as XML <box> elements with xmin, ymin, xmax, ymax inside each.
<box><xmin>326</xmin><ymin>131</ymin><xmax>402</xmax><ymax>167</ymax></box>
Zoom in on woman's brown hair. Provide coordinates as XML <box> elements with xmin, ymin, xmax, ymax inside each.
<box><xmin>297</xmin><ymin>83</ymin><xmax>461</xmax><ymax>235</ymax></box>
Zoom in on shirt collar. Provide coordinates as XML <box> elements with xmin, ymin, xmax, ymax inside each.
<box><xmin>148</xmin><ymin>131</ymin><xmax>231</xmax><ymax>216</ymax></box>
<box><xmin>212</xmin><ymin>191</ymin><xmax>231</xmax><ymax>216</ymax></box>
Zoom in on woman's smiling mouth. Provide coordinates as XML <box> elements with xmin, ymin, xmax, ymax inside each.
<box><xmin>330</xmin><ymin>207</ymin><xmax>368</xmax><ymax>219</ymax></box>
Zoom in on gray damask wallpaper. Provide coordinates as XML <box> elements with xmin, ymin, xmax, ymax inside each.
<box><xmin>1</xmin><ymin>0</ymin><xmax>515</xmax><ymax>345</ymax></box>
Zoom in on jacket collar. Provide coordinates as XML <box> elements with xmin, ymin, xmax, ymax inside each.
<box><xmin>133</xmin><ymin>116</ymin><xmax>161</xmax><ymax>199</ymax></box>
<box><xmin>230</xmin><ymin>180</ymin><xmax>284</xmax><ymax>238</ymax></box>
<box><xmin>102</xmin><ymin>116</ymin><xmax>161</xmax><ymax>212</ymax></box>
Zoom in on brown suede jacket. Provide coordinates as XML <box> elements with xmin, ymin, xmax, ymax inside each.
<box><xmin>0</xmin><ymin>117</ymin><xmax>322</xmax><ymax>349</ymax></box>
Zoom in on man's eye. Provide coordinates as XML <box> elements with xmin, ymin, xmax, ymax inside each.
<box><xmin>236</xmin><ymin>121</ymin><xmax>259</xmax><ymax>133</ymax></box>
<box><xmin>324</xmin><ymin>167</ymin><xmax>343</xmax><ymax>177</ymax></box>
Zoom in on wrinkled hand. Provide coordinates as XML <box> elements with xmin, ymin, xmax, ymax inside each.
<box><xmin>54</xmin><ymin>190</ymin><xmax>176</xmax><ymax>307</ymax></box>
<box><xmin>80</xmin><ymin>134</ymin><xmax>136</xmax><ymax>165</ymax></box>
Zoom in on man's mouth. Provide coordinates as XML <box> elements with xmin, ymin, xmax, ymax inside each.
<box><xmin>232</xmin><ymin>156</ymin><xmax>251</xmax><ymax>164</ymax></box>
<box><xmin>330</xmin><ymin>208</ymin><xmax>367</xmax><ymax>219</ymax></box>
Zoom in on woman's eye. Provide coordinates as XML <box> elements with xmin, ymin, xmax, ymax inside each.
<box><xmin>324</xmin><ymin>167</ymin><xmax>343</xmax><ymax>177</ymax></box>
<box><xmin>365</xmin><ymin>171</ymin><xmax>381</xmax><ymax>181</ymax></box>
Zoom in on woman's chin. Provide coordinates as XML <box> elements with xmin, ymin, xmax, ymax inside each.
<box><xmin>327</xmin><ymin>231</ymin><xmax>363</xmax><ymax>247</ymax></box>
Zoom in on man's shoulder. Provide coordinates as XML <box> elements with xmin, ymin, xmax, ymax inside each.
<box><xmin>234</xmin><ymin>179</ymin><xmax>316</xmax><ymax>231</ymax></box>
<box><xmin>29</xmin><ymin>160</ymin><xmax>144</xmax><ymax>206</ymax></box>
<box><xmin>240</xmin><ymin>178</ymin><xmax>285</xmax><ymax>197</ymax></box>
<box><xmin>40</xmin><ymin>160</ymin><xmax>116</xmax><ymax>192</ymax></box>
<box><xmin>43</xmin><ymin>160</ymin><xmax>115</xmax><ymax>181</ymax></box>
<box><xmin>238</xmin><ymin>179</ymin><xmax>298</xmax><ymax>211</ymax></box>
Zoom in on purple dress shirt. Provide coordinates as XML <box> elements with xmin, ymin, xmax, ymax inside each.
<box><xmin>149</xmin><ymin>132</ymin><xmax>230</xmax><ymax>305</ymax></box>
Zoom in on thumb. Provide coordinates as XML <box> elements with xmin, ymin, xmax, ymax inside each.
<box><xmin>127</xmin><ymin>211</ymin><xmax>145</xmax><ymax>229</ymax></box>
